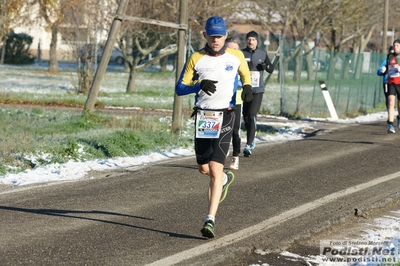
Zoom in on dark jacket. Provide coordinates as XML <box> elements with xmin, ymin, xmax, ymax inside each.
<box><xmin>242</xmin><ymin>47</ymin><xmax>274</xmax><ymax>93</ymax></box>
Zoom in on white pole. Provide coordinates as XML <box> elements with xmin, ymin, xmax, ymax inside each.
<box><xmin>319</xmin><ymin>81</ymin><xmax>339</xmax><ymax>120</ymax></box>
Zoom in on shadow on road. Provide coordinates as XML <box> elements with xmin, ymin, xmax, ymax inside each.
<box><xmin>0</xmin><ymin>205</ymin><xmax>205</xmax><ymax>240</ymax></box>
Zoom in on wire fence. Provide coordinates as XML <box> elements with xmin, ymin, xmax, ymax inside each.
<box><xmin>275</xmin><ymin>47</ymin><xmax>387</xmax><ymax>118</ymax></box>
<box><xmin>1</xmin><ymin>34</ymin><xmax>388</xmax><ymax>119</ymax></box>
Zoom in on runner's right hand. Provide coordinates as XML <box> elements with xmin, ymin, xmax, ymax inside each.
<box><xmin>200</xmin><ymin>80</ymin><xmax>218</xmax><ymax>96</ymax></box>
<box><xmin>241</xmin><ymin>85</ymin><xmax>253</xmax><ymax>102</ymax></box>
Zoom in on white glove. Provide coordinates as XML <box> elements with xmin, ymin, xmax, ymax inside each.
<box><xmin>381</xmin><ymin>66</ymin><xmax>387</xmax><ymax>73</ymax></box>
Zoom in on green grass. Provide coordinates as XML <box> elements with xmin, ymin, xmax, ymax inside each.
<box><xmin>0</xmin><ymin>66</ymin><xmax>194</xmax><ymax>176</ymax></box>
<box><xmin>0</xmin><ymin>107</ymin><xmax>193</xmax><ymax>176</ymax></box>
<box><xmin>0</xmin><ymin>65</ymin><xmax>178</xmax><ymax>110</ymax></box>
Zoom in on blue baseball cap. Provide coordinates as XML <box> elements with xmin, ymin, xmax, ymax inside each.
<box><xmin>205</xmin><ymin>16</ymin><xmax>226</xmax><ymax>36</ymax></box>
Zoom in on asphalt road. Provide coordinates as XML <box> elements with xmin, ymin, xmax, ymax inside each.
<box><xmin>1</xmin><ymin>119</ymin><xmax>400</xmax><ymax>266</ymax></box>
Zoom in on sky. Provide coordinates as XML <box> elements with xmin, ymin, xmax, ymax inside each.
<box><xmin>1</xmin><ymin>110</ymin><xmax>398</xmax><ymax>266</ymax></box>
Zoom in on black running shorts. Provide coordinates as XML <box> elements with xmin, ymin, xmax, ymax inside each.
<box><xmin>387</xmin><ymin>83</ymin><xmax>400</xmax><ymax>97</ymax></box>
<box><xmin>195</xmin><ymin>110</ymin><xmax>235</xmax><ymax>165</ymax></box>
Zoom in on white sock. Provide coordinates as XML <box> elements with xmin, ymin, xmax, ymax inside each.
<box><xmin>205</xmin><ymin>215</ymin><xmax>215</xmax><ymax>223</ymax></box>
<box><xmin>222</xmin><ymin>173</ymin><xmax>228</xmax><ymax>186</ymax></box>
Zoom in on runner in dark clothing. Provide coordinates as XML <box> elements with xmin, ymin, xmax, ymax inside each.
<box><xmin>387</xmin><ymin>39</ymin><xmax>400</xmax><ymax>133</ymax></box>
<box><xmin>225</xmin><ymin>36</ymin><xmax>243</xmax><ymax>170</ymax></box>
<box><xmin>377</xmin><ymin>45</ymin><xmax>394</xmax><ymax>123</ymax></box>
<box><xmin>241</xmin><ymin>31</ymin><xmax>274</xmax><ymax>156</ymax></box>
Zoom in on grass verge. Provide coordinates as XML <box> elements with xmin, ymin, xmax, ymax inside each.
<box><xmin>0</xmin><ymin>106</ymin><xmax>193</xmax><ymax>176</ymax></box>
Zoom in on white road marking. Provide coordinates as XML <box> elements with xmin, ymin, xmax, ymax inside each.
<box><xmin>145</xmin><ymin>171</ymin><xmax>400</xmax><ymax>266</ymax></box>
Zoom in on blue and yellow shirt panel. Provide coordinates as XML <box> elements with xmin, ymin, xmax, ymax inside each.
<box><xmin>176</xmin><ymin>47</ymin><xmax>251</xmax><ymax>109</ymax></box>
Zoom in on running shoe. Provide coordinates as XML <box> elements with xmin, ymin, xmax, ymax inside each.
<box><xmin>243</xmin><ymin>145</ymin><xmax>252</xmax><ymax>157</ymax></box>
<box><xmin>388</xmin><ymin>124</ymin><xmax>395</xmax><ymax>134</ymax></box>
<box><xmin>229</xmin><ymin>156</ymin><xmax>239</xmax><ymax>170</ymax></box>
<box><xmin>250</xmin><ymin>140</ymin><xmax>256</xmax><ymax>150</ymax></box>
<box><xmin>397</xmin><ymin>116</ymin><xmax>400</xmax><ymax>130</ymax></box>
<box><xmin>220</xmin><ymin>171</ymin><xmax>235</xmax><ymax>203</ymax></box>
<box><xmin>201</xmin><ymin>220</ymin><xmax>215</xmax><ymax>238</ymax></box>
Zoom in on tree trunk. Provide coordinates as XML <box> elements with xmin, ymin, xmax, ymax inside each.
<box><xmin>123</xmin><ymin>33</ymin><xmax>133</xmax><ymax>73</ymax></box>
<box><xmin>354</xmin><ymin>51</ymin><xmax>362</xmax><ymax>79</ymax></box>
<box><xmin>327</xmin><ymin>51</ymin><xmax>339</xmax><ymax>80</ymax></box>
<box><xmin>160</xmin><ymin>56</ymin><xmax>168</xmax><ymax>72</ymax></box>
<box><xmin>0</xmin><ymin>43</ymin><xmax>5</xmax><ymax>64</ymax></box>
<box><xmin>80</xmin><ymin>61</ymin><xmax>93</xmax><ymax>94</ymax></box>
<box><xmin>48</xmin><ymin>25</ymin><xmax>58</xmax><ymax>73</ymax></box>
<box><xmin>292</xmin><ymin>54</ymin><xmax>302</xmax><ymax>82</ymax></box>
<box><xmin>342</xmin><ymin>53</ymin><xmax>351</xmax><ymax>79</ymax></box>
<box><xmin>304</xmin><ymin>43</ymin><xmax>315</xmax><ymax>81</ymax></box>
<box><xmin>126</xmin><ymin>65</ymin><xmax>138</xmax><ymax>93</ymax></box>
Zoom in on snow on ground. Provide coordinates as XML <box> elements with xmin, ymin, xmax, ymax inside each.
<box><xmin>256</xmin><ymin>210</ymin><xmax>400</xmax><ymax>266</ymax></box>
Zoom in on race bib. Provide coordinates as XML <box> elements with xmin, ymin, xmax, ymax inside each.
<box><xmin>250</xmin><ymin>71</ymin><xmax>260</xmax><ymax>87</ymax></box>
<box><xmin>195</xmin><ymin>111</ymin><xmax>224</xmax><ymax>138</ymax></box>
<box><xmin>389</xmin><ymin>65</ymin><xmax>400</xmax><ymax>78</ymax></box>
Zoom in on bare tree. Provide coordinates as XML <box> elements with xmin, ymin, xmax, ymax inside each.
<box><xmin>117</xmin><ymin>0</ymin><xmax>179</xmax><ymax>93</ymax></box>
<box><xmin>22</xmin><ymin>0</ymin><xmax>81</xmax><ymax>73</ymax></box>
<box><xmin>248</xmin><ymin>0</ymin><xmax>342</xmax><ymax>82</ymax></box>
<box><xmin>60</xmin><ymin>0</ymin><xmax>116</xmax><ymax>94</ymax></box>
<box><xmin>229</xmin><ymin>0</ymin><xmax>387</xmax><ymax>82</ymax></box>
<box><xmin>317</xmin><ymin>0</ymin><xmax>381</xmax><ymax>79</ymax></box>
<box><xmin>108</xmin><ymin>0</ymin><xmax>244</xmax><ymax>94</ymax></box>
<box><xmin>118</xmin><ymin>29</ymin><xmax>177</xmax><ymax>93</ymax></box>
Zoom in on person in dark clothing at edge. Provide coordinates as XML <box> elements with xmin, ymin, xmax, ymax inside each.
<box><xmin>241</xmin><ymin>30</ymin><xmax>274</xmax><ymax>156</ymax></box>
<box><xmin>377</xmin><ymin>45</ymin><xmax>395</xmax><ymax>124</ymax></box>
<box><xmin>386</xmin><ymin>39</ymin><xmax>400</xmax><ymax>133</ymax></box>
